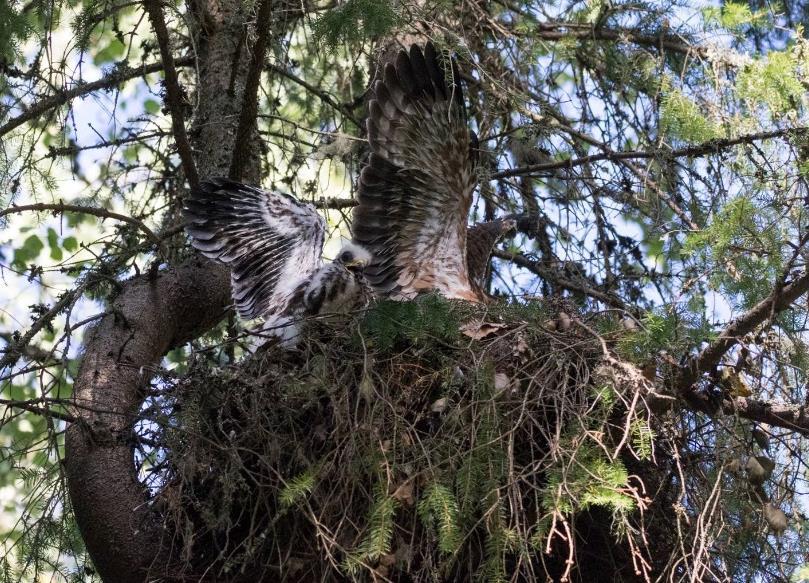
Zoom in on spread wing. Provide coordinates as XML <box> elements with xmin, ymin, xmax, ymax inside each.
<box><xmin>183</xmin><ymin>177</ymin><xmax>325</xmax><ymax>320</ymax></box>
<box><xmin>352</xmin><ymin>43</ymin><xmax>480</xmax><ymax>300</ymax></box>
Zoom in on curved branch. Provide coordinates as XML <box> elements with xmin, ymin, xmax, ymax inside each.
<box><xmin>677</xmin><ymin>269</ymin><xmax>809</xmax><ymax>397</ymax></box>
<box><xmin>64</xmin><ymin>258</ymin><xmax>230</xmax><ymax>582</ymax></box>
<box><xmin>63</xmin><ymin>0</ymin><xmax>299</xmax><ymax>576</ymax></box>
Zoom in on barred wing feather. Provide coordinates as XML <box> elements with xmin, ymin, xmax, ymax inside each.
<box><xmin>183</xmin><ymin>177</ymin><xmax>325</xmax><ymax>320</ymax></box>
<box><xmin>352</xmin><ymin>43</ymin><xmax>481</xmax><ymax>301</ymax></box>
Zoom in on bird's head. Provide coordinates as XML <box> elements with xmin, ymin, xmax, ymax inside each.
<box><xmin>336</xmin><ymin>241</ymin><xmax>372</xmax><ymax>272</ymax></box>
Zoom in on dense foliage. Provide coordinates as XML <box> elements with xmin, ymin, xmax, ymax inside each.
<box><xmin>2</xmin><ymin>0</ymin><xmax>809</xmax><ymax>581</ymax></box>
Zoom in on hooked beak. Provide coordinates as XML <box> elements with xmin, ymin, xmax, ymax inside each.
<box><xmin>344</xmin><ymin>258</ymin><xmax>367</xmax><ymax>269</ymax></box>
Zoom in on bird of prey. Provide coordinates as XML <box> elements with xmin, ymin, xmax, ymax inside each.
<box><xmin>183</xmin><ymin>178</ymin><xmax>372</xmax><ymax>344</ymax></box>
<box><xmin>351</xmin><ymin>42</ymin><xmax>514</xmax><ymax>302</ymax></box>
<box><xmin>184</xmin><ymin>43</ymin><xmax>516</xmax><ymax>343</ymax></box>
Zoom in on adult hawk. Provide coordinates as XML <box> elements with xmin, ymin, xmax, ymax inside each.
<box><xmin>183</xmin><ymin>178</ymin><xmax>372</xmax><ymax>344</ymax></box>
<box><xmin>352</xmin><ymin>42</ymin><xmax>514</xmax><ymax>302</ymax></box>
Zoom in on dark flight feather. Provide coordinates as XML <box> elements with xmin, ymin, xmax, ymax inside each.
<box><xmin>183</xmin><ymin>177</ymin><xmax>326</xmax><ymax>321</ymax></box>
<box><xmin>352</xmin><ymin>42</ymin><xmax>482</xmax><ymax>301</ymax></box>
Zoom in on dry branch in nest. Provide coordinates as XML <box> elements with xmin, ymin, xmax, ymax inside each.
<box><xmin>138</xmin><ymin>296</ymin><xmax>662</xmax><ymax>582</ymax></box>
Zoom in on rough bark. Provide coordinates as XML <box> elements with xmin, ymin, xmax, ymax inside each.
<box><xmin>64</xmin><ymin>260</ymin><xmax>231</xmax><ymax>581</ymax></box>
<box><xmin>63</xmin><ymin>0</ymin><xmax>276</xmax><ymax>579</ymax></box>
<box><xmin>187</xmin><ymin>0</ymin><xmax>265</xmax><ymax>184</ymax></box>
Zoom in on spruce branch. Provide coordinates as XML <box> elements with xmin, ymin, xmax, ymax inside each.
<box><xmin>0</xmin><ymin>397</ymin><xmax>76</xmax><ymax>423</ymax></box>
<box><xmin>530</xmin><ymin>22</ymin><xmax>709</xmax><ymax>57</ymax></box>
<box><xmin>266</xmin><ymin>63</ymin><xmax>362</xmax><ymax>126</ymax></box>
<box><xmin>0</xmin><ymin>203</ymin><xmax>162</xmax><ymax>246</ymax></box>
<box><xmin>0</xmin><ymin>285</ymin><xmax>85</xmax><ymax>373</ymax></box>
<box><xmin>491</xmin><ymin>249</ymin><xmax>629</xmax><ymax>311</ymax></box>
<box><xmin>491</xmin><ymin>127</ymin><xmax>809</xmax><ymax>180</ymax></box>
<box><xmin>0</xmin><ymin>57</ymin><xmax>193</xmax><ymax>139</ymax></box>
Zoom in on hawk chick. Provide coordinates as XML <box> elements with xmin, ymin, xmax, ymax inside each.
<box><xmin>184</xmin><ymin>178</ymin><xmax>372</xmax><ymax>345</ymax></box>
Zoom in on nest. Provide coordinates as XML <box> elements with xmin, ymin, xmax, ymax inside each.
<box><xmin>144</xmin><ymin>296</ymin><xmax>658</xmax><ymax>582</ymax></box>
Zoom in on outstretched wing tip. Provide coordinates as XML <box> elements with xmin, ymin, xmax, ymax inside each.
<box><xmin>353</xmin><ymin>42</ymin><xmax>478</xmax><ymax>296</ymax></box>
<box><xmin>183</xmin><ymin>179</ymin><xmax>325</xmax><ymax>321</ymax></box>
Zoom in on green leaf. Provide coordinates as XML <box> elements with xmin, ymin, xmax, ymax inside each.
<box><xmin>123</xmin><ymin>145</ymin><xmax>140</xmax><ymax>163</ymax></box>
<box><xmin>12</xmin><ymin>234</ymin><xmax>44</xmax><ymax>268</ymax></box>
<box><xmin>541</xmin><ymin>441</ymin><xmax>635</xmax><ymax>516</ymax></box>
<box><xmin>46</xmin><ymin>228</ymin><xmax>62</xmax><ymax>261</ymax></box>
<box><xmin>62</xmin><ymin>236</ymin><xmax>78</xmax><ymax>252</ymax></box>
<box><xmin>93</xmin><ymin>38</ymin><xmax>126</xmax><ymax>65</ymax></box>
<box><xmin>144</xmin><ymin>99</ymin><xmax>161</xmax><ymax>115</ymax></box>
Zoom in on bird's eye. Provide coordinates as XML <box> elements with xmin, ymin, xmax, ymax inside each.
<box><xmin>339</xmin><ymin>251</ymin><xmax>353</xmax><ymax>263</ymax></box>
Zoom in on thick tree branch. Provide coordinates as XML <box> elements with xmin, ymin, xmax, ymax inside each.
<box><xmin>65</xmin><ymin>259</ymin><xmax>231</xmax><ymax>582</ymax></box>
<box><xmin>0</xmin><ymin>57</ymin><xmax>192</xmax><ymax>139</ymax></box>
<box><xmin>63</xmin><ymin>0</ymin><xmax>293</xmax><ymax>577</ymax></box>
<box><xmin>229</xmin><ymin>0</ymin><xmax>273</xmax><ymax>180</ymax></box>
<box><xmin>143</xmin><ymin>0</ymin><xmax>199</xmax><ymax>189</ymax></box>
<box><xmin>722</xmin><ymin>396</ymin><xmax>809</xmax><ymax>435</ymax></box>
<box><xmin>608</xmin><ymin>355</ymin><xmax>809</xmax><ymax>436</ymax></box>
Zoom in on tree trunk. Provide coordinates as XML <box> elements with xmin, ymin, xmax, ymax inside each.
<box><xmin>63</xmin><ymin>0</ymin><xmax>275</xmax><ymax>579</ymax></box>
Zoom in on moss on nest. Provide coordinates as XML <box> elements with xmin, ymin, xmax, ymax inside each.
<box><xmin>148</xmin><ymin>295</ymin><xmax>656</xmax><ymax>582</ymax></box>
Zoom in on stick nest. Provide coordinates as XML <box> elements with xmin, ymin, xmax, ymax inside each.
<box><xmin>145</xmin><ymin>295</ymin><xmax>657</xmax><ymax>582</ymax></box>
